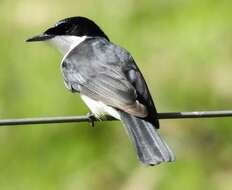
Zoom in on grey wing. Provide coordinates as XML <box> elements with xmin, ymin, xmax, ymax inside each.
<box><xmin>61</xmin><ymin>44</ymin><xmax>148</xmax><ymax>118</ymax></box>
<box><xmin>61</xmin><ymin>38</ymin><xmax>160</xmax><ymax>122</ymax></box>
<box><xmin>123</xmin><ymin>58</ymin><xmax>160</xmax><ymax>127</ymax></box>
<box><xmin>63</xmin><ymin>60</ymin><xmax>147</xmax><ymax>117</ymax></box>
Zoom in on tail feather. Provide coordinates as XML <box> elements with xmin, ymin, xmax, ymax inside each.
<box><xmin>119</xmin><ymin>111</ymin><xmax>175</xmax><ymax>166</ymax></box>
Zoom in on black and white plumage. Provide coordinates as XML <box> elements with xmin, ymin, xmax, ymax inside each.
<box><xmin>26</xmin><ymin>16</ymin><xmax>175</xmax><ymax>165</ymax></box>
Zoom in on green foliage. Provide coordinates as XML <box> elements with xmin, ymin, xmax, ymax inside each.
<box><xmin>0</xmin><ymin>0</ymin><xmax>231</xmax><ymax>189</ymax></box>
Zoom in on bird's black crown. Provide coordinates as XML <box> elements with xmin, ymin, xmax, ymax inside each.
<box><xmin>44</xmin><ymin>16</ymin><xmax>109</xmax><ymax>40</ymax></box>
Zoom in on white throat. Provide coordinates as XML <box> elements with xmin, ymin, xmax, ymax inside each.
<box><xmin>49</xmin><ymin>35</ymin><xmax>87</xmax><ymax>55</ymax></box>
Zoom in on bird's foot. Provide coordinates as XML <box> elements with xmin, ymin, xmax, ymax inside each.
<box><xmin>87</xmin><ymin>112</ymin><xmax>96</xmax><ymax>127</ymax></box>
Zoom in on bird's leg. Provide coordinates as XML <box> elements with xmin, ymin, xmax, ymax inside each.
<box><xmin>87</xmin><ymin>112</ymin><xmax>96</xmax><ymax>127</ymax></box>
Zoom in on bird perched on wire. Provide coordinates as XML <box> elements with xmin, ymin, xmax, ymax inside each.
<box><xmin>26</xmin><ymin>16</ymin><xmax>175</xmax><ymax>166</ymax></box>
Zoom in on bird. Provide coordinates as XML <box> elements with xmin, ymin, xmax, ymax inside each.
<box><xmin>26</xmin><ymin>16</ymin><xmax>175</xmax><ymax>166</ymax></box>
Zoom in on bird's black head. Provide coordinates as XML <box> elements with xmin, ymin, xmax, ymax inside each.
<box><xmin>26</xmin><ymin>16</ymin><xmax>109</xmax><ymax>42</ymax></box>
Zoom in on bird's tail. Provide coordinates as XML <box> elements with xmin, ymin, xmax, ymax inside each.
<box><xmin>119</xmin><ymin>111</ymin><xmax>175</xmax><ymax>166</ymax></box>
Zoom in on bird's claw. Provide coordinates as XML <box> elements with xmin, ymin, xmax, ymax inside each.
<box><xmin>87</xmin><ymin>112</ymin><xmax>95</xmax><ymax>127</ymax></box>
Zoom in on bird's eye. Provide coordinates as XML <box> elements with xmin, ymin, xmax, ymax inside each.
<box><xmin>63</xmin><ymin>24</ymin><xmax>70</xmax><ymax>30</ymax></box>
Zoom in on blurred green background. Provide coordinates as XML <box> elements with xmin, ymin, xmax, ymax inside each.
<box><xmin>0</xmin><ymin>0</ymin><xmax>232</xmax><ymax>189</ymax></box>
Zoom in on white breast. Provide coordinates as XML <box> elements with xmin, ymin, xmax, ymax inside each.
<box><xmin>80</xmin><ymin>95</ymin><xmax>121</xmax><ymax>120</ymax></box>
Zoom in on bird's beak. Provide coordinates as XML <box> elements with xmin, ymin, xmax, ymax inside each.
<box><xmin>26</xmin><ymin>34</ymin><xmax>54</xmax><ymax>42</ymax></box>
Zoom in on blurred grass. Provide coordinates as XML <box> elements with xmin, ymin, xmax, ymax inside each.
<box><xmin>0</xmin><ymin>0</ymin><xmax>231</xmax><ymax>190</ymax></box>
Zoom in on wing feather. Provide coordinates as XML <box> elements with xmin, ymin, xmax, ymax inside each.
<box><xmin>61</xmin><ymin>38</ymin><xmax>158</xmax><ymax>125</ymax></box>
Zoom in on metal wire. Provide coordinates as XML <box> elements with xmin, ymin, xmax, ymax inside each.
<box><xmin>0</xmin><ymin>110</ymin><xmax>231</xmax><ymax>127</ymax></box>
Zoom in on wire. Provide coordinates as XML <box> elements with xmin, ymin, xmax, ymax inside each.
<box><xmin>0</xmin><ymin>110</ymin><xmax>231</xmax><ymax>127</ymax></box>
